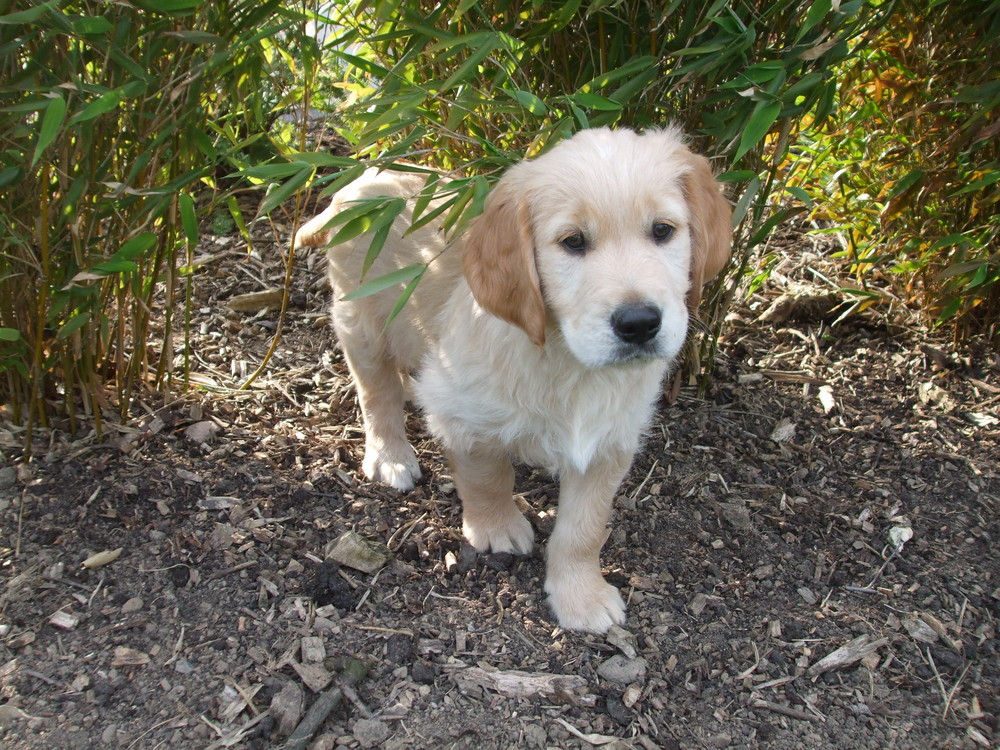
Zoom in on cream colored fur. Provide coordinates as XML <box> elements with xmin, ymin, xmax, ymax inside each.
<box><xmin>294</xmin><ymin>127</ymin><xmax>731</xmax><ymax>632</ymax></box>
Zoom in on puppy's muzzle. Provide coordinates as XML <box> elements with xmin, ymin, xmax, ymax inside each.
<box><xmin>611</xmin><ymin>302</ymin><xmax>662</xmax><ymax>346</ymax></box>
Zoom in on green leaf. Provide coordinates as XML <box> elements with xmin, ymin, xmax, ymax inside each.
<box><xmin>411</xmin><ymin>172</ymin><xmax>443</xmax><ymax>227</ymax></box>
<box><xmin>581</xmin><ymin>56</ymin><xmax>656</xmax><ymax>91</ymax></box>
<box><xmin>0</xmin><ymin>328</ymin><xmax>22</xmax><ymax>342</ymax></box>
<box><xmin>92</xmin><ymin>259</ymin><xmax>138</xmax><ymax>275</ymax></box>
<box><xmin>362</xmin><ymin>220</ymin><xmax>396</xmax><ymax>278</ymax></box>
<box><xmin>32</xmin><ymin>95</ymin><xmax>67</xmax><ymax>167</ymax></box>
<box><xmin>735</xmin><ymin>100</ymin><xmax>781</xmax><ymax>161</ymax></box>
<box><xmin>72</xmin><ymin>15</ymin><xmax>113</xmax><ymax>34</ymax></box>
<box><xmin>731</xmin><ymin>175</ymin><xmax>760</xmax><ymax>228</ymax></box>
<box><xmin>69</xmin><ymin>90</ymin><xmax>123</xmax><ymax>126</ymax></box>
<box><xmin>117</xmin><ymin>233</ymin><xmax>158</xmax><ymax>261</ymax></box>
<box><xmin>949</xmin><ymin>170</ymin><xmax>1000</xmax><ymax>197</ymax></box>
<box><xmin>257</xmin><ymin>164</ymin><xmax>313</xmax><ymax>217</ymax></box>
<box><xmin>504</xmin><ymin>89</ymin><xmax>547</xmax><ymax>116</ymax></box>
<box><xmin>0</xmin><ymin>0</ymin><xmax>58</xmax><ymax>24</ymax></box>
<box><xmin>178</xmin><ymin>192</ymin><xmax>198</xmax><ymax>248</ymax></box>
<box><xmin>438</xmin><ymin>37</ymin><xmax>497</xmax><ymax>95</ymax></box>
<box><xmin>57</xmin><ymin>312</ymin><xmax>91</xmax><ymax>341</ymax></box>
<box><xmin>164</xmin><ymin>30</ymin><xmax>224</xmax><ymax>44</ymax></box>
<box><xmin>334</xmin><ymin>198</ymin><xmax>404</xmax><ymax>251</ymax></box>
<box><xmin>242</xmin><ymin>160</ymin><xmax>313</xmax><ymax>181</ymax></box>
<box><xmin>0</xmin><ymin>167</ymin><xmax>20</xmax><ymax>189</ymax></box>
<box><xmin>569</xmin><ymin>92</ymin><xmax>622</xmax><ymax>111</ymax></box>
<box><xmin>785</xmin><ymin>186</ymin><xmax>815</xmax><ymax>207</ymax></box>
<box><xmin>886</xmin><ymin>169</ymin><xmax>924</xmax><ymax>200</ymax></box>
<box><xmin>341</xmin><ymin>263</ymin><xmax>425</xmax><ymax>301</ymax></box>
<box><xmin>800</xmin><ymin>0</ymin><xmax>832</xmax><ymax>37</ymax></box>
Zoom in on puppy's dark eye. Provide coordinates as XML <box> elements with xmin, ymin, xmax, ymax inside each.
<box><xmin>560</xmin><ymin>232</ymin><xmax>587</xmax><ymax>254</ymax></box>
<box><xmin>652</xmin><ymin>222</ymin><xmax>674</xmax><ymax>243</ymax></box>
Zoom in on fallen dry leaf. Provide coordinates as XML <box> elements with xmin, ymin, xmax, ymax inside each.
<box><xmin>82</xmin><ymin>547</ymin><xmax>122</xmax><ymax>569</ymax></box>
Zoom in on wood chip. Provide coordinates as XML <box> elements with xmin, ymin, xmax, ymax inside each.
<box><xmin>290</xmin><ymin>660</ymin><xmax>333</xmax><ymax>693</ymax></box>
<box><xmin>903</xmin><ymin>617</ymin><xmax>938</xmax><ymax>644</ymax></box>
<box><xmin>111</xmin><ymin>646</ymin><xmax>150</xmax><ymax>667</ymax></box>
<box><xmin>453</xmin><ymin>666</ymin><xmax>587</xmax><ymax>700</ymax></box>
<box><xmin>606</xmin><ymin>625</ymin><xmax>638</xmax><ymax>659</ymax></box>
<box><xmin>270</xmin><ymin>680</ymin><xmax>304</xmax><ymax>737</ymax></box>
<box><xmin>227</xmin><ymin>289</ymin><xmax>285</xmax><ymax>312</ymax></box>
<box><xmin>300</xmin><ymin>636</ymin><xmax>326</xmax><ymax>664</ymax></box>
<box><xmin>769</xmin><ymin>418</ymin><xmax>797</xmax><ymax>443</ymax></box>
<box><xmin>808</xmin><ymin>635</ymin><xmax>888</xmax><ymax>677</ymax></box>
<box><xmin>49</xmin><ymin>610</ymin><xmax>79</xmax><ymax>631</ymax></box>
<box><xmin>553</xmin><ymin>717</ymin><xmax>622</xmax><ymax>746</ymax></box>
<box><xmin>325</xmin><ymin>531</ymin><xmax>390</xmax><ymax>574</ymax></box>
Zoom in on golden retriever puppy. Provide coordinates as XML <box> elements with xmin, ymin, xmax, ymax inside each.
<box><xmin>295</xmin><ymin>127</ymin><xmax>731</xmax><ymax>632</ymax></box>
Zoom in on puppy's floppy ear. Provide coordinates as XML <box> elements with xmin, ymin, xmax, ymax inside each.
<box><xmin>462</xmin><ymin>176</ymin><xmax>546</xmax><ymax>347</ymax></box>
<box><xmin>680</xmin><ymin>150</ymin><xmax>732</xmax><ymax>312</ymax></box>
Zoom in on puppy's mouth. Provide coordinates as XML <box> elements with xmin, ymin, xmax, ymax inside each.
<box><xmin>608</xmin><ymin>339</ymin><xmax>668</xmax><ymax>365</ymax></box>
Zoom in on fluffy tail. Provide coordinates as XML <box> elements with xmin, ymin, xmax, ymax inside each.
<box><xmin>292</xmin><ymin>199</ymin><xmax>341</xmax><ymax>249</ymax></box>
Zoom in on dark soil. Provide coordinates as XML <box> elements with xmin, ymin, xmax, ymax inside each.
<box><xmin>1</xmin><ymin>223</ymin><xmax>998</xmax><ymax>750</ymax></box>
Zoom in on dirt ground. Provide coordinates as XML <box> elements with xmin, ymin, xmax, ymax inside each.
<box><xmin>1</xmin><ymin>218</ymin><xmax>997</xmax><ymax>750</ymax></box>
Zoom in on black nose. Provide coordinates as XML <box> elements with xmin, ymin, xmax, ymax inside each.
<box><xmin>611</xmin><ymin>303</ymin><xmax>662</xmax><ymax>345</ymax></box>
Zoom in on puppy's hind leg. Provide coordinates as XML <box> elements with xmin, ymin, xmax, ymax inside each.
<box><xmin>334</xmin><ymin>311</ymin><xmax>422</xmax><ymax>492</ymax></box>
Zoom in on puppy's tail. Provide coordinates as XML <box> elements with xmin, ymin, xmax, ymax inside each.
<box><xmin>292</xmin><ymin>199</ymin><xmax>341</xmax><ymax>250</ymax></box>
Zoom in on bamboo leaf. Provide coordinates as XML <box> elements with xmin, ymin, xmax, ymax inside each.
<box><xmin>569</xmin><ymin>92</ymin><xmax>622</xmax><ymax>111</ymax></box>
<box><xmin>68</xmin><ymin>90</ymin><xmax>123</xmax><ymax>126</ymax></box>
<box><xmin>0</xmin><ymin>1</ymin><xmax>58</xmax><ymax>24</ymax></box>
<box><xmin>504</xmin><ymin>89</ymin><xmax>547</xmax><ymax>116</ymax></box>
<box><xmin>257</xmin><ymin>164</ymin><xmax>313</xmax><ymax>217</ymax></box>
<box><xmin>341</xmin><ymin>263</ymin><xmax>425</xmax><ymax>301</ymax></box>
<box><xmin>735</xmin><ymin>100</ymin><xmax>781</xmax><ymax>161</ymax></box>
<box><xmin>32</xmin><ymin>95</ymin><xmax>66</xmax><ymax>166</ymax></box>
<box><xmin>178</xmin><ymin>192</ymin><xmax>199</xmax><ymax>247</ymax></box>
<box><xmin>56</xmin><ymin>312</ymin><xmax>92</xmax><ymax>341</ymax></box>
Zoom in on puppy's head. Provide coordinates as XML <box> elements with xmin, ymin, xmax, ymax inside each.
<box><xmin>463</xmin><ymin>127</ymin><xmax>731</xmax><ymax>366</ymax></box>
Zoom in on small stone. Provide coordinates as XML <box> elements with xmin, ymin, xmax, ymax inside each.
<box><xmin>100</xmin><ymin>723</ymin><xmax>118</xmax><ymax>744</ymax></box>
<box><xmin>0</xmin><ymin>466</ymin><xmax>16</xmax><ymax>490</ymax></box>
<box><xmin>310</xmin><ymin>734</ymin><xmax>338</xmax><ymax>750</ymax></box>
<box><xmin>353</xmin><ymin>718</ymin><xmax>390</xmax><ymax>748</ymax></box>
<box><xmin>121</xmin><ymin>597</ymin><xmax>144</xmax><ymax>615</ymax></box>
<box><xmin>0</xmin><ymin>703</ymin><xmax>28</xmax><ymax>726</ymax></box>
<box><xmin>411</xmin><ymin>660</ymin><xmax>436</xmax><ymax>684</ymax></box>
<box><xmin>597</xmin><ymin>655</ymin><xmax>647</xmax><ymax>685</ymax></box>
<box><xmin>523</xmin><ymin>723</ymin><xmax>547</xmax><ymax>749</ymax></box>
<box><xmin>183</xmin><ymin>420</ymin><xmax>220</xmax><ymax>445</ymax></box>
<box><xmin>173</xmin><ymin>658</ymin><xmax>195</xmax><ymax>674</ymax></box>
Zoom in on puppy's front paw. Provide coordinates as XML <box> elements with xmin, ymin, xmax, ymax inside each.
<box><xmin>362</xmin><ymin>444</ymin><xmax>421</xmax><ymax>492</ymax></box>
<box><xmin>545</xmin><ymin>576</ymin><xmax>626</xmax><ymax>633</ymax></box>
<box><xmin>463</xmin><ymin>509</ymin><xmax>534</xmax><ymax>556</ymax></box>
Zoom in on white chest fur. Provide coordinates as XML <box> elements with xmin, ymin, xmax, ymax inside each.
<box><xmin>415</xmin><ymin>287</ymin><xmax>668</xmax><ymax>476</ymax></box>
